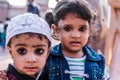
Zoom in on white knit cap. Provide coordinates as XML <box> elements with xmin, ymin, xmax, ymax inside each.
<box><xmin>6</xmin><ymin>13</ymin><xmax>51</xmax><ymax>45</ymax></box>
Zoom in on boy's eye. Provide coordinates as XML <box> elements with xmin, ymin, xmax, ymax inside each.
<box><xmin>63</xmin><ymin>26</ymin><xmax>72</xmax><ymax>31</ymax></box>
<box><xmin>17</xmin><ymin>48</ymin><xmax>26</xmax><ymax>55</ymax></box>
<box><xmin>35</xmin><ymin>48</ymin><xmax>44</xmax><ymax>55</ymax></box>
<box><xmin>79</xmin><ymin>26</ymin><xmax>87</xmax><ymax>32</ymax></box>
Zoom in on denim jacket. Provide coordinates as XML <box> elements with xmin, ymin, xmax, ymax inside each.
<box><xmin>41</xmin><ymin>44</ymin><xmax>106</xmax><ymax>80</ymax></box>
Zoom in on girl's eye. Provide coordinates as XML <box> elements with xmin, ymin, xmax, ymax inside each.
<box><xmin>63</xmin><ymin>25</ymin><xmax>72</xmax><ymax>32</ymax></box>
<box><xmin>79</xmin><ymin>26</ymin><xmax>87</xmax><ymax>32</ymax></box>
<box><xmin>17</xmin><ymin>48</ymin><xmax>26</xmax><ymax>55</ymax></box>
<box><xmin>35</xmin><ymin>48</ymin><xmax>44</xmax><ymax>55</ymax></box>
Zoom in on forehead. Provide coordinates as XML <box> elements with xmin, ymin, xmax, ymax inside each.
<box><xmin>58</xmin><ymin>14</ymin><xmax>89</xmax><ymax>27</ymax></box>
<box><xmin>10</xmin><ymin>33</ymin><xmax>48</xmax><ymax>44</ymax></box>
<box><xmin>10</xmin><ymin>34</ymin><xmax>49</xmax><ymax>47</ymax></box>
<box><xmin>13</xmin><ymin>33</ymin><xmax>45</xmax><ymax>39</ymax></box>
<box><xmin>11</xmin><ymin>33</ymin><xmax>48</xmax><ymax>42</ymax></box>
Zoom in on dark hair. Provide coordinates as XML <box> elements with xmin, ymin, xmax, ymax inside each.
<box><xmin>45</xmin><ymin>10</ymin><xmax>54</xmax><ymax>28</ymax></box>
<box><xmin>7</xmin><ymin>33</ymin><xmax>51</xmax><ymax>48</ymax></box>
<box><xmin>53</xmin><ymin>0</ymin><xmax>93</xmax><ymax>26</ymax></box>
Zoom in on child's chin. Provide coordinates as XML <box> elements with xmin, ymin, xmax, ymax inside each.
<box><xmin>25</xmin><ymin>72</ymin><xmax>38</xmax><ymax>77</ymax></box>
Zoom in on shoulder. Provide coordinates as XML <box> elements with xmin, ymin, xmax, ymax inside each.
<box><xmin>50</xmin><ymin>44</ymin><xmax>62</xmax><ymax>56</ymax></box>
<box><xmin>83</xmin><ymin>45</ymin><xmax>105</xmax><ymax>61</ymax></box>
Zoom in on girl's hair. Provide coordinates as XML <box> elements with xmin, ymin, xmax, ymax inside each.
<box><xmin>44</xmin><ymin>9</ymin><xmax>54</xmax><ymax>27</ymax></box>
<box><xmin>53</xmin><ymin>0</ymin><xmax>93</xmax><ymax>26</ymax></box>
<box><xmin>7</xmin><ymin>33</ymin><xmax>51</xmax><ymax>48</ymax></box>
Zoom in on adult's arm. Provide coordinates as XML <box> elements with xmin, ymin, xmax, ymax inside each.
<box><xmin>108</xmin><ymin>0</ymin><xmax>120</xmax><ymax>8</ymax></box>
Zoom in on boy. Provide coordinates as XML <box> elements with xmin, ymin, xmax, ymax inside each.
<box><xmin>41</xmin><ymin>0</ymin><xmax>110</xmax><ymax>80</ymax></box>
<box><xmin>1</xmin><ymin>13</ymin><xmax>51</xmax><ymax>80</ymax></box>
<box><xmin>0</xmin><ymin>0</ymin><xmax>110</xmax><ymax>80</ymax></box>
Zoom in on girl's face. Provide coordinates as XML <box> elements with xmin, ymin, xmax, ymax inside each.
<box><xmin>7</xmin><ymin>34</ymin><xmax>50</xmax><ymax>77</ymax></box>
<box><xmin>56</xmin><ymin>14</ymin><xmax>90</xmax><ymax>55</ymax></box>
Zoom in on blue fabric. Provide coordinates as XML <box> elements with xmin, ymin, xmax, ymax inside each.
<box><xmin>0</xmin><ymin>32</ymin><xmax>6</xmax><ymax>47</ymax></box>
<box><xmin>27</xmin><ymin>3</ymin><xmax>40</xmax><ymax>16</ymax></box>
<box><xmin>41</xmin><ymin>44</ymin><xmax>105</xmax><ymax>80</ymax></box>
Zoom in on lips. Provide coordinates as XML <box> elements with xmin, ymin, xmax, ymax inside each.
<box><xmin>69</xmin><ymin>41</ymin><xmax>81</xmax><ymax>46</ymax></box>
<box><xmin>26</xmin><ymin>67</ymin><xmax>37</xmax><ymax>69</ymax></box>
<box><xmin>25</xmin><ymin>67</ymin><xmax>38</xmax><ymax>72</ymax></box>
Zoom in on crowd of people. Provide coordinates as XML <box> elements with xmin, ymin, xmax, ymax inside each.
<box><xmin>0</xmin><ymin>0</ymin><xmax>120</xmax><ymax>80</ymax></box>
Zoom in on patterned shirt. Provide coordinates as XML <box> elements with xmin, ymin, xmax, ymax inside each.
<box><xmin>65</xmin><ymin>56</ymin><xmax>110</xmax><ymax>80</ymax></box>
<box><xmin>65</xmin><ymin>56</ymin><xmax>86</xmax><ymax>80</ymax></box>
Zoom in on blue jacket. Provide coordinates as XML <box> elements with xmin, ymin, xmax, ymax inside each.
<box><xmin>41</xmin><ymin>44</ymin><xmax>105</xmax><ymax>80</ymax></box>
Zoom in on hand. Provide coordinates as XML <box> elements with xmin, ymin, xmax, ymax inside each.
<box><xmin>0</xmin><ymin>70</ymin><xmax>8</xmax><ymax>80</ymax></box>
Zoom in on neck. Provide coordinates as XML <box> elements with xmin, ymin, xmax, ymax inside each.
<box><xmin>62</xmin><ymin>49</ymin><xmax>85</xmax><ymax>58</ymax></box>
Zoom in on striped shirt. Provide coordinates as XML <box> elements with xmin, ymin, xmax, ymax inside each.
<box><xmin>65</xmin><ymin>56</ymin><xmax>86</xmax><ymax>80</ymax></box>
<box><xmin>65</xmin><ymin>56</ymin><xmax>110</xmax><ymax>80</ymax></box>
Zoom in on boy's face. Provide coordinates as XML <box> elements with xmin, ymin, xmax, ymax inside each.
<box><xmin>7</xmin><ymin>34</ymin><xmax>50</xmax><ymax>77</ymax></box>
<box><xmin>56</xmin><ymin>14</ymin><xmax>90</xmax><ymax>54</ymax></box>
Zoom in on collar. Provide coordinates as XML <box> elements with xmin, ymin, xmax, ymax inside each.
<box><xmin>50</xmin><ymin>44</ymin><xmax>62</xmax><ymax>56</ymax></box>
<box><xmin>83</xmin><ymin>45</ymin><xmax>102</xmax><ymax>61</ymax></box>
<box><xmin>50</xmin><ymin>44</ymin><xmax>102</xmax><ymax>61</ymax></box>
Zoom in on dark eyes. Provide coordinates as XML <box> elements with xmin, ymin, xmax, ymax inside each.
<box><xmin>63</xmin><ymin>26</ymin><xmax>72</xmax><ymax>31</ymax></box>
<box><xmin>35</xmin><ymin>48</ymin><xmax>44</xmax><ymax>55</ymax></box>
<box><xmin>17</xmin><ymin>48</ymin><xmax>44</xmax><ymax>55</ymax></box>
<box><xmin>79</xmin><ymin>26</ymin><xmax>87</xmax><ymax>32</ymax></box>
<box><xmin>17</xmin><ymin>48</ymin><xmax>26</xmax><ymax>55</ymax></box>
<box><xmin>63</xmin><ymin>25</ymin><xmax>87</xmax><ymax>32</ymax></box>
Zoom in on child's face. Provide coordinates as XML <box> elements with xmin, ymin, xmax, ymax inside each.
<box><xmin>7</xmin><ymin>34</ymin><xmax>50</xmax><ymax>77</ymax></box>
<box><xmin>57</xmin><ymin>14</ymin><xmax>90</xmax><ymax>53</ymax></box>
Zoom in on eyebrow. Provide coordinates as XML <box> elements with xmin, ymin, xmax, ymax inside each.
<box><xmin>63</xmin><ymin>23</ymin><xmax>88</xmax><ymax>26</ymax></box>
<box><xmin>15</xmin><ymin>44</ymin><xmax>47</xmax><ymax>47</ymax></box>
<box><xmin>80</xmin><ymin>25</ymin><xmax>89</xmax><ymax>27</ymax></box>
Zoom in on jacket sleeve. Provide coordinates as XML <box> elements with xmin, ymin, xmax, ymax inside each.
<box><xmin>102</xmin><ymin>65</ymin><xmax>111</xmax><ymax>80</ymax></box>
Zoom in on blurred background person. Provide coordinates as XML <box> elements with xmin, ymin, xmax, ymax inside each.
<box><xmin>44</xmin><ymin>8</ymin><xmax>54</xmax><ymax>27</ymax></box>
<box><xmin>0</xmin><ymin>21</ymin><xmax>6</xmax><ymax>50</ymax></box>
<box><xmin>27</xmin><ymin>0</ymin><xmax>40</xmax><ymax>16</ymax></box>
<box><xmin>0</xmin><ymin>21</ymin><xmax>4</xmax><ymax>47</ymax></box>
<box><xmin>44</xmin><ymin>8</ymin><xmax>60</xmax><ymax>47</ymax></box>
<box><xmin>86</xmin><ymin>0</ymin><xmax>109</xmax><ymax>54</ymax></box>
<box><xmin>104</xmin><ymin>0</ymin><xmax>120</xmax><ymax>79</ymax></box>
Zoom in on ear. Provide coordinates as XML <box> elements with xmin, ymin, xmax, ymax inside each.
<box><xmin>6</xmin><ymin>46</ymin><xmax>13</xmax><ymax>59</ymax></box>
<box><xmin>51</xmin><ymin>24</ymin><xmax>57</xmax><ymax>33</ymax></box>
<box><xmin>51</xmin><ymin>24</ymin><xmax>60</xmax><ymax>40</ymax></box>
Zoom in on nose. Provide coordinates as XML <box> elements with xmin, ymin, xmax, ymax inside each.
<box><xmin>70</xmin><ymin>30</ymin><xmax>81</xmax><ymax>38</ymax></box>
<box><xmin>26</xmin><ymin>53</ymin><xmax>37</xmax><ymax>63</ymax></box>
